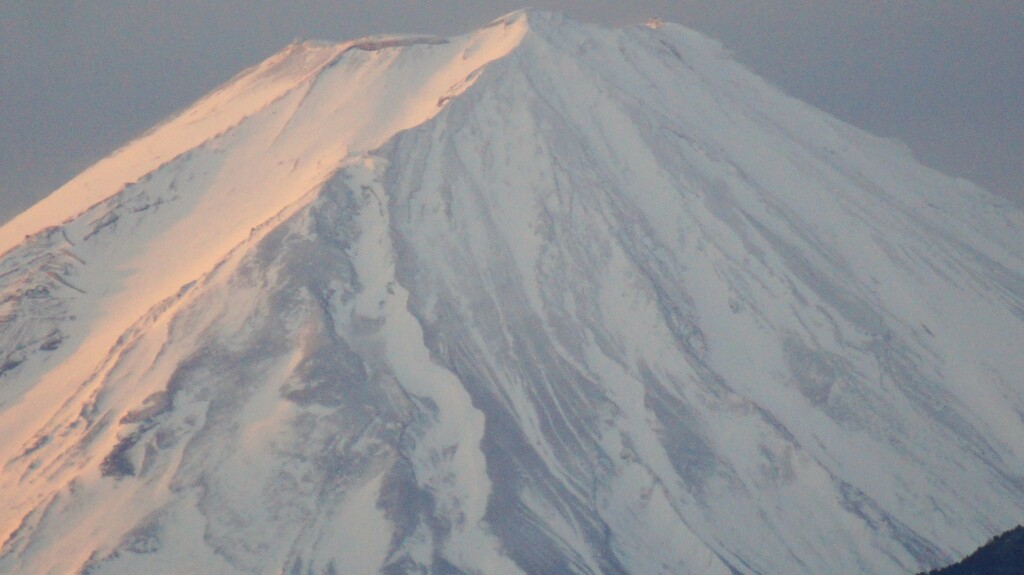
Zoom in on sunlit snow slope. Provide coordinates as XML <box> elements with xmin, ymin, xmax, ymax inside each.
<box><xmin>2</xmin><ymin>10</ymin><xmax>1024</xmax><ymax>575</ymax></box>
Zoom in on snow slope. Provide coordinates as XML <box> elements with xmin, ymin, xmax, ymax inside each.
<box><xmin>2</xmin><ymin>10</ymin><xmax>1023</xmax><ymax>574</ymax></box>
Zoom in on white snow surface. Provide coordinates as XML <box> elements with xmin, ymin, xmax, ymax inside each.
<box><xmin>2</xmin><ymin>9</ymin><xmax>1024</xmax><ymax>575</ymax></box>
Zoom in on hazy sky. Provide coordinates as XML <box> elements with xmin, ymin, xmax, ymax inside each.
<box><xmin>1</xmin><ymin>1</ymin><xmax>1022</xmax><ymax>223</ymax></box>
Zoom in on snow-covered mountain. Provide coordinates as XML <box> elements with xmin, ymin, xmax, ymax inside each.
<box><xmin>2</xmin><ymin>10</ymin><xmax>1023</xmax><ymax>574</ymax></box>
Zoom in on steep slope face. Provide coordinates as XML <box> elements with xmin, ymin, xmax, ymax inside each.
<box><xmin>0</xmin><ymin>15</ymin><xmax>526</xmax><ymax>468</ymax></box>
<box><xmin>2</xmin><ymin>10</ymin><xmax>1024</xmax><ymax>575</ymax></box>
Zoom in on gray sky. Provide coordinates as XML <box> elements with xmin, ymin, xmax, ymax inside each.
<box><xmin>2</xmin><ymin>1</ymin><xmax>1022</xmax><ymax>223</ymax></box>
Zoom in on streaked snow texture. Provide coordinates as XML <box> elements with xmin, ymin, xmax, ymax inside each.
<box><xmin>2</xmin><ymin>10</ymin><xmax>1023</xmax><ymax>575</ymax></box>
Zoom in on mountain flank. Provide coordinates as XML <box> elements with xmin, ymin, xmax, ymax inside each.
<box><xmin>1</xmin><ymin>9</ymin><xmax>1023</xmax><ymax>575</ymax></box>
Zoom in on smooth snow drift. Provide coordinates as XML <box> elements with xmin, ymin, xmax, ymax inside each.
<box><xmin>2</xmin><ymin>10</ymin><xmax>1023</xmax><ymax>575</ymax></box>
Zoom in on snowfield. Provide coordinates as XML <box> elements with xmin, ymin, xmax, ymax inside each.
<box><xmin>1</xmin><ymin>10</ymin><xmax>1023</xmax><ymax>575</ymax></box>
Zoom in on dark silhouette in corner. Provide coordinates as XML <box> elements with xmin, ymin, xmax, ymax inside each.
<box><xmin>920</xmin><ymin>526</ymin><xmax>1024</xmax><ymax>575</ymax></box>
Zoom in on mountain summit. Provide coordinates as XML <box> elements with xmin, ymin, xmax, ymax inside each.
<box><xmin>2</xmin><ymin>11</ymin><xmax>1023</xmax><ymax>575</ymax></box>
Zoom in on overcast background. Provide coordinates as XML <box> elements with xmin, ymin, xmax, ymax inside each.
<box><xmin>1</xmin><ymin>1</ymin><xmax>1022</xmax><ymax>223</ymax></box>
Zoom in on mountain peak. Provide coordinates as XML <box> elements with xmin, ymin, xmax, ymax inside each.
<box><xmin>2</xmin><ymin>10</ymin><xmax>1024</xmax><ymax>575</ymax></box>
<box><xmin>488</xmin><ymin>7</ymin><xmax>565</xmax><ymax>27</ymax></box>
